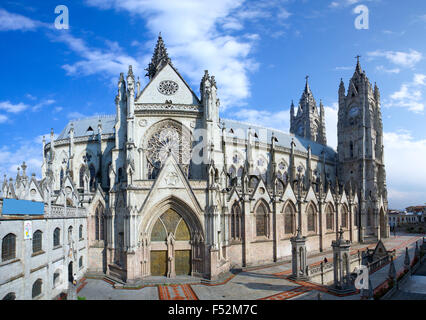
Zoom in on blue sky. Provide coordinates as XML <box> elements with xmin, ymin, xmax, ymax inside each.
<box><xmin>0</xmin><ymin>0</ymin><xmax>425</xmax><ymax>209</ymax></box>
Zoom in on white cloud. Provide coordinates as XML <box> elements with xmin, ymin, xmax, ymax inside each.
<box><xmin>329</xmin><ymin>0</ymin><xmax>377</xmax><ymax>8</ymax></box>
<box><xmin>384</xmin><ymin>130</ymin><xmax>426</xmax><ymax>209</ymax></box>
<box><xmin>385</xmin><ymin>73</ymin><xmax>426</xmax><ymax>113</ymax></box>
<box><xmin>50</xmin><ymin>32</ymin><xmax>142</xmax><ymax>78</ymax></box>
<box><xmin>67</xmin><ymin>111</ymin><xmax>87</xmax><ymax>119</ymax></box>
<box><xmin>0</xmin><ymin>115</ymin><xmax>8</xmax><ymax>123</ymax></box>
<box><xmin>0</xmin><ymin>8</ymin><xmax>41</xmax><ymax>31</ymax></box>
<box><xmin>376</xmin><ymin>65</ymin><xmax>400</xmax><ymax>74</ymax></box>
<box><xmin>83</xmin><ymin>0</ymin><xmax>268</xmax><ymax>107</ymax></box>
<box><xmin>335</xmin><ymin>66</ymin><xmax>353</xmax><ymax>71</ymax></box>
<box><xmin>230</xmin><ymin>107</ymin><xmax>290</xmax><ymax>131</ymax></box>
<box><xmin>367</xmin><ymin>49</ymin><xmax>422</xmax><ymax>68</ymax></box>
<box><xmin>0</xmin><ymin>101</ymin><xmax>29</xmax><ymax>113</ymax></box>
<box><xmin>0</xmin><ymin>137</ymin><xmax>44</xmax><ymax>180</ymax></box>
<box><xmin>32</xmin><ymin>99</ymin><xmax>56</xmax><ymax>111</ymax></box>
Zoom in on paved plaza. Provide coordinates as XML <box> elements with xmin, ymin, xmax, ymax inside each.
<box><xmin>77</xmin><ymin>233</ymin><xmax>424</xmax><ymax>300</ymax></box>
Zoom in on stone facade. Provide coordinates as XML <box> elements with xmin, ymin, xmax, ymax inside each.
<box><xmin>0</xmin><ymin>198</ymin><xmax>87</xmax><ymax>300</ymax></box>
<box><xmin>0</xmin><ymin>35</ymin><xmax>389</xmax><ymax>288</ymax></box>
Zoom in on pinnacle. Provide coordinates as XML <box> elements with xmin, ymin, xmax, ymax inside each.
<box><xmin>145</xmin><ymin>33</ymin><xmax>172</xmax><ymax>79</ymax></box>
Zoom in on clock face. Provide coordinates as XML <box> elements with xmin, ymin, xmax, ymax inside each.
<box><xmin>349</xmin><ymin>106</ymin><xmax>359</xmax><ymax>118</ymax></box>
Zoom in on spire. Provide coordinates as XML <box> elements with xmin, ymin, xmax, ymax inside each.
<box><xmin>355</xmin><ymin>55</ymin><xmax>362</xmax><ymax>74</ymax></box>
<box><xmin>374</xmin><ymin>82</ymin><xmax>380</xmax><ymax>104</ymax></box>
<box><xmin>304</xmin><ymin>75</ymin><xmax>311</xmax><ymax>94</ymax></box>
<box><xmin>145</xmin><ymin>33</ymin><xmax>172</xmax><ymax>79</ymax></box>
<box><xmin>339</xmin><ymin>78</ymin><xmax>345</xmax><ymax>95</ymax></box>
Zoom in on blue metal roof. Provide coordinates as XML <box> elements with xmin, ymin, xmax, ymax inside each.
<box><xmin>2</xmin><ymin>199</ymin><xmax>45</xmax><ymax>215</ymax></box>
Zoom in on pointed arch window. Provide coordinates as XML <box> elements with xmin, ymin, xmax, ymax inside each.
<box><xmin>326</xmin><ymin>205</ymin><xmax>334</xmax><ymax>230</ymax></box>
<box><xmin>79</xmin><ymin>165</ymin><xmax>85</xmax><ymax>188</ymax></box>
<box><xmin>2</xmin><ymin>233</ymin><xmax>16</xmax><ymax>261</ymax></box>
<box><xmin>145</xmin><ymin>120</ymin><xmax>192</xmax><ymax>179</ymax></box>
<box><xmin>284</xmin><ymin>203</ymin><xmax>296</xmax><ymax>235</ymax></box>
<box><xmin>341</xmin><ymin>205</ymin><xmax>348</xmax><ymax>228</ymax></box>
<box><xmin>230</xmin><ymin>203</ymin><xmax>242</xmax><ymax>240</ymax></box>
<box><xmin>95</xmin><ymin>204</ymin><xmax>105</xmax><ymax>241</ymax></box>
<box><xmin>350</xmin><ymin>141</ymin><xmax>354</xmax><ymax>158</ymax></box>
<box><xmin>89</xmin><ymin>164</ymin><xmax>96</xmax><ymax>190</ymax></box>
<box><xmin>60</xmin><ymin>168</ymin><xmax>64</xmax><ymax>189</ymax></box>
<box><xmin>307</xmin><ymin>205</ymin><xmax>317</xmax><ymax>233</ymax></box>
<box><xmin>255</xmin><ymin>202</ymin><xmax>269</xmax><ymax>237</ymax></box>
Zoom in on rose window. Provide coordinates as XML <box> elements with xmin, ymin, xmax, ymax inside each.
<box><xmin>158</xmin><ymin>80</ymin><xmax>179</xmax><ymax>95</ymax></box>
<box><xmin>146</xmin><ymin>121</ymin><xmax>191</xmax><ymax>179</ymax></box>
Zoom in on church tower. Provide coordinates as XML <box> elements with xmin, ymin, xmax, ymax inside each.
<box><xmin>290</xmin><ymin>77</ymin><xmax>327</xmax><ymax>145</ymax></box>
<box><xmin>337</xmin><ymin>57</ymin><xmax>389</xmax><ymax>241</ymax></box>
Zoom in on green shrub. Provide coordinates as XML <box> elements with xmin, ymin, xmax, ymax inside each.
<box><xmin>77</xmin><ymin>296</ymin><xmax>86</xmax><ymax>300</ymax></box>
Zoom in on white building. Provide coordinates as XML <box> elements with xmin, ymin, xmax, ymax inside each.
<box><xmin>0</xmin><ymin>174</ymin><xmax>87</xmax><ymax>300</ymax></box>
<box><xmin>1</xmin><ymin>35</ymin><xmax>390</xmax><ymax>289</ymax></box>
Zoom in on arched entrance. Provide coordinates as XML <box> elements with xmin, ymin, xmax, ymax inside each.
<box><xmin>150</xmin><ymin>208</ymin><xmax>192</xmax><ymax>276</ymax></box>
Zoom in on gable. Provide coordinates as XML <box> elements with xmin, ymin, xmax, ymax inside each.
<box><xmin>136</xmin><ymin>63</ymin><xmax>200</xmax><ymax>105</ymax></box>
<box><xmin>138</xmin><ymin>153</ymin><xmax>202</xmax><ymax>217</ymax></box>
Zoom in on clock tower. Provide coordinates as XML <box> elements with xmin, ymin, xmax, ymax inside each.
<box><xmin>337</xmin><ymin>58</ymin><xmax>389</xmax><ymax>241</ymax></box>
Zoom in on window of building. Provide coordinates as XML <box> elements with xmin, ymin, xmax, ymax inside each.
<box><xmin>341</xmin><ymin>206</ymin><xmax>348</xmax><ymax>228</ymax></box>
<box><xmin>53</xmin><ymin>271</ymin><xmax>60</xmax><ymax>288</ymax></box>
<box><xmin>89</xmin><ymin>164</ymin><xmax>96</xmax><ymax>190</ymax></box>
<box><xmin>79</xmin><ymin>165</ymin><xmax>85</xmax><ymax>188</ymax></box>
<box><xmin>32</xmin><ymin>230</ymin><xmax>42</xmax><ymax>253</ymax></box>
<box><xmin>230</xmin><ymin>203</ymin><xmax>242</xmax><ymax>240</ymax></box>
<box><xmin>79</xmin><ymin>256</ymin><xmax>83</xmax><ymax>269</ymax></box>
<box><xmin>68</xmin><ymin>226</ymin><xmax>73</xmax><ymax>243</ymax></box>
<box><xmin>60</xmin><ymin>168</ymin><xmax>64</xmax><ymax>189</ymax></box>
<box><xmin>95</xmin><ymin>204</ymin><xmax>105</xmax><ymax>241</ymax></box>
<box><xmin>307</xmin><ymin>205</ymin><xmax>316</xmax><ymax>232</ymax></box>
<box><xmin>32</xmin><ymin>279</ymin><xmax>42</xmax><ymax>299</ymax></box>
<box><xmin>2</xmin><ymin>233</ymin><xmax>16</xmax><ymax>261</ymax></box>
<box><xmin>53</xmin><ymin>228</ymin><xmax>60</xmax><ymax>247</ymax></box>
<box><xmin>79</xmin><ymin>225</ymin><xmax>83</xmax><ymax>240</ymax></box>
<box><xmin>255</xmin><ymin>202</ymin><xmax>268</xmax><ymax>237</ymax></box>
<box><xmin>284</xmin><ymin>203</ymin><xmax>296</xmax><ymax>235</ymax></box>
<box><xmin>326</xmin><ymin>205</ymin><xmax>334</xmax><ymax>230</ymax></box>
<box><xmin>2</xmin><ymin>292</ymin><xmax>16</xmax><ymax>300</ymax></box>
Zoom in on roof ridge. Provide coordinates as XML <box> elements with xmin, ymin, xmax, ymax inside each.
<box><xmin>222</xmin><ymin>117</ymin><xmax>335</xmax><ymax>152</ymax></box>
<box><xmin>68</xmin><ymin>114</ymin><xmax>115</xmax><ymax>122</ymax></box>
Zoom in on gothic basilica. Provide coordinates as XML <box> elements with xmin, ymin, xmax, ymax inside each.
<box><xmin>1</xmin><ymin>35</ymin><xmax>389</xmax><ymax>284</ymax></box>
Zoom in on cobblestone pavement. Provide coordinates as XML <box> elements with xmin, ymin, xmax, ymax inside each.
<box><xmin>77</xmin><ymin>233</ymin><xmax>424</xmax><ymax>300</ymax></box>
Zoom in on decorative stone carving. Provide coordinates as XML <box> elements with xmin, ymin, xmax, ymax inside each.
<box><xmin>158</xmin><ymin>80</ymin><xmax>178</xmax><ymax>95</ymax></box>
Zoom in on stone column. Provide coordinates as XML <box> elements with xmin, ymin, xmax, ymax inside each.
<box><xmin>289</xmin><ymin>227</ymin><xmax>309</xmax><ymax>280</ymax></box>
<box><xmin>167</xmin><ymin>233</ymin><xmax>176</xmax><ymax>278</ymax></box>
<box><xmin>331</xmin><ymin>227</ymin><xmax>355</xmax><ymax>293</ymax></box>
